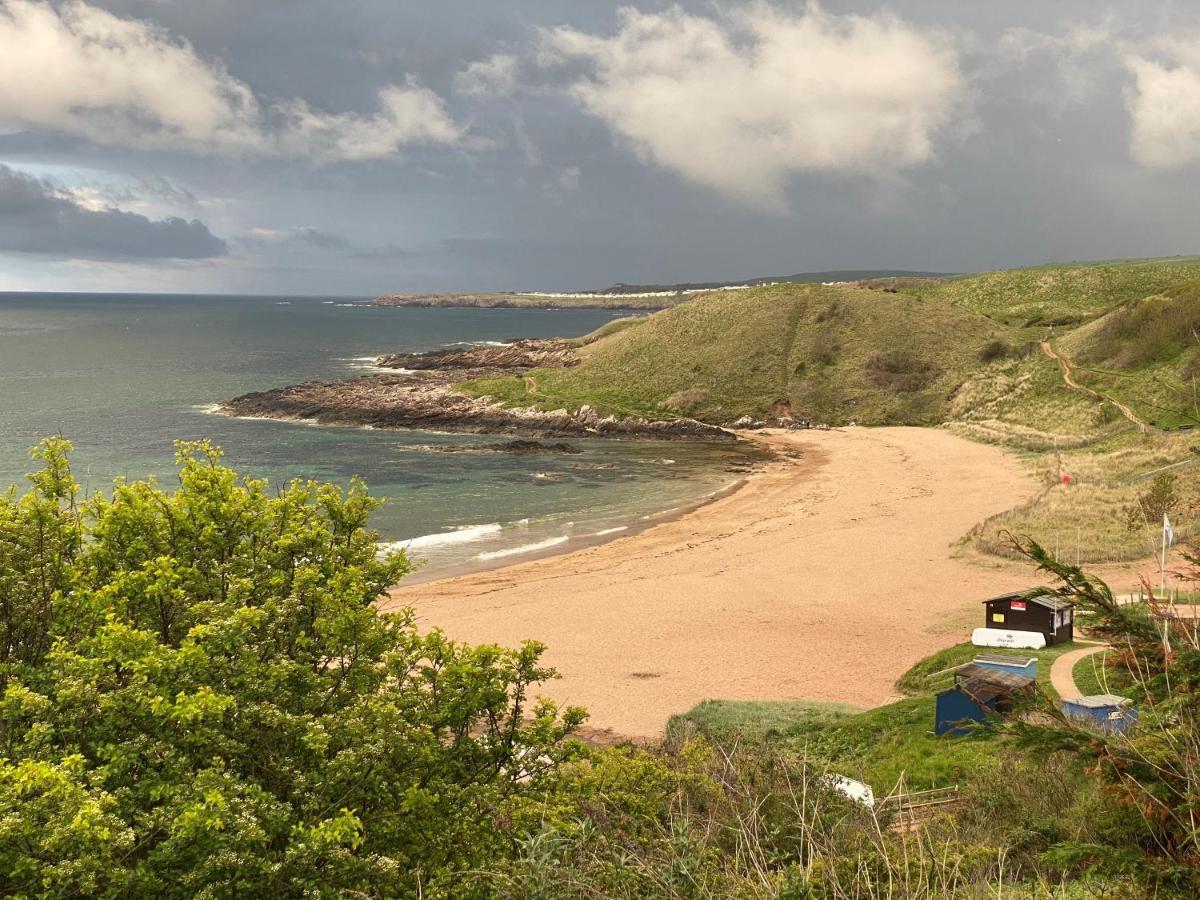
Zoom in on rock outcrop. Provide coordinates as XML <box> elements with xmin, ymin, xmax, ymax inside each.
<box><xmin>376</xmin><ymin>339</ymin><xmax>579</xmax><ymax>371</ymax></box>
<box><xmin>221</xmin><ymin>369</ymin><xmax>734</xmax><ymax>442</ymax></box>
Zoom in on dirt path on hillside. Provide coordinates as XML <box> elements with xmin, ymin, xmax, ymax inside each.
<box><xmin>1051</xmin><ymin>643</ymin><xmax>1108</xmax><ymax>700</ymax></box>
<box><xmin>1040</xmin><ymin>340</ymin><xmax>1153</xmax><ymax>433</ymax></box>
<box><xmin>381</xmin><ymin>427</ymin><xmax>1063</xmax><ymax>738</ymax></box>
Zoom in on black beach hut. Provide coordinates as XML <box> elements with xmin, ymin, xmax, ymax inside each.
<box><xmin>982</xmin><ymin>593</ymin><xmax>1074</xmax><ymax>645</ymax></box>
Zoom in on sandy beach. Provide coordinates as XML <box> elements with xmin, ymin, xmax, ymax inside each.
<box><xmin>382</xmin><ymin>426</ymin><xmax>1122</xmax><ymax>738</ymax></box>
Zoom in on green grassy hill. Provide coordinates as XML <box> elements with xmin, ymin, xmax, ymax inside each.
<box><xmin>913</xmin><ymin>256</ymin><xmax>1200</xmax><ymax>326</ymax></box>
<box><xmin>460</xmin><ymin>255</ymin><xmax>1200</xmax><ymax>445</ymax></box>
<box><xmin>463</xmin><ymin>282</ymin><xmax>1004</xmax><ymax>426</ymax></box>
<box><xmin>1057</xmin><ymin>279</ymin><xmax>1200</xmax><ymax>429</ymax></box>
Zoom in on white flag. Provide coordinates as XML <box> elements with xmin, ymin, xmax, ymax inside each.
<box><xmin>1164</xmin><ymin>514</ymin><xmax>1175</xmax><ymax>547</ymax></box>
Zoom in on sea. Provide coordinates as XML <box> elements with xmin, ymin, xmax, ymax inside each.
<box><xmin>0</xmin><ymin>293</ymin><xmax>755</xmax><ymax>578</ymax></box>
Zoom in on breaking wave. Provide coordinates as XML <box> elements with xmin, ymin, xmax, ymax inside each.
<box><xmin>477</xmin><ymin>536</ymin><xmax>569</xmax><ymax>561</ymax></box>
<box><xmin>381</xmin><ymin>523</ymin><xmax>503</xmax><ymax>552</ymax></box>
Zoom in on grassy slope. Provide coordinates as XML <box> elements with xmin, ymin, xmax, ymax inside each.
<box><xmin>969</xmin><ymin>429</ymin><xmax>1200</xmax><ymax>563</ymax></box>
<box><xmin>673</xmin><ymin>640</ymin><xmax>1089</xmax><ymax>794</ymax></box>
<box><xmin>946</xmin><ymin>349</ymin><xmax>1115</xmax><ymax>449</ymax></box>
<box><xmin>672</xmin><ymin>697</ymin><xmax>997</xmax><ymax>793</ymax></box>
<box><xmin>1057</xmin><ymin>278</ymin><xmax>1200</xmax><ymax>430</ymax></box>
<box><xmin>915</xmin><ymin>256</ymin><xmax>1200</xmax><ymax>326</ymax></box>
<box><xmin>463</xmin><ymin>282</ymin><xmax>1002</xmax><ymax>426</ymax></box>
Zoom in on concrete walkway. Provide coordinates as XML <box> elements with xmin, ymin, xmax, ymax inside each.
<box><xmin>1051</xmin><ymin>643</ymin><xmax>1108</xmax><ymax>700</ymax></box>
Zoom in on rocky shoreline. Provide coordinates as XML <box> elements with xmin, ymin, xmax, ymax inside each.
<box><xmin>220</xmin><ymin>340</ymin><xmax>735</xmax><ymax>442</ymax></box>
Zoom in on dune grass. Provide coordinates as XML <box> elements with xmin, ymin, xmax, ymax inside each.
<box><xmin>1070</xmin><ymin>647</ymin><xmax>1133</xmax><ymax>698</ymax></box>
<box><xmin>1050</xmin><ymin>279</ymin><xmax>1200</xmax><ymax>430</ymax></box>
<box><xmin>672</xmin><ymin>696</ymin><xmax>998</xmax><ymax>793</ymax></box>
<box><xmin>673</xmin><ymin>633</ymin><xmax>1113</xmax><ymax>795</ymax></box>
<box><xmin>672</xmin><ymin>698</ymin><xmax>861</xmax><ymax>742</ymax></box>
<box><xmin>970</xmin><ymin>431</ymin><xmax>1200</xmax><ymax>563</ymax></box>
<box><xmin>915</xmin><ymin>256</ymin><xmax>1200</xmax><ymax>326</ymax></box>
<box><xmin>946</xmin><ymin>351</ymin><xmax>1120</xmax><ymax>449</ymax></box>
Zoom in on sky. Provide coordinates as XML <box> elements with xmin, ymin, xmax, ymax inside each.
<box><xmin>0</xmin><ymin>0</ymin><xmax>1198</xmax><ymax>295</ymax></box>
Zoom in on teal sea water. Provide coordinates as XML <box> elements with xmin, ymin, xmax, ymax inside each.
<box><xmin>0</xmin><ymin>293</ymin><xmax>751</xmax><ymax>577</ymax></box>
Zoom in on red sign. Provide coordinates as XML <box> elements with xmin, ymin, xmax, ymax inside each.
<box><xmin>1010</xmin><ymin>601</ymin><xmax>1027</xmax><ymax>611</ymax></box>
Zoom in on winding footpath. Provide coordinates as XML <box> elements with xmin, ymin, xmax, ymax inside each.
<box><xmin>1039</xmin><ymin>341</ymin><xmax>1154</xmax><ymax>433</ymax></box>
<box><xmin>1050</xmin><ymin>642</ymin><xmax>1108</xmax><ymax>700</ymax></box>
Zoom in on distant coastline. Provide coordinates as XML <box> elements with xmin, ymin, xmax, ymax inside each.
<box><xmin>368</xmin><ymin>291</ymin><xmax>683</xmax><ymax>310</ymax></box>
<box><xmin>368</xmin><ymin>270</ymin><xmax>949</xmax><ymax>310</ymax></box>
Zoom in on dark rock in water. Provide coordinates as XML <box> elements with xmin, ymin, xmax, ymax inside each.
<box><xmin>484</xmin><ymin>439</ymin><xmax>583</xmax><ymax>454</ymax></box>
<box><xmin>219</xmin><ymin>374</ymin><xmax>735</xmax><ymax>443</ymax></box>
<box><xmin>221</xmin><ymin>333</ymin><xmax>736</xmax><ymax>443</ymax></box>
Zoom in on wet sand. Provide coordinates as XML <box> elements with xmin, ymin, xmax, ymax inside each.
<box><xmin>381</xmin><ymin>427</ymin><xmax>1091</xmax><ymax>738</ymax></box>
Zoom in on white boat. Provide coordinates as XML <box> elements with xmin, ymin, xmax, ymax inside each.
<box><xmin>971</xmin><ymin>627</ymin><xmax>1047</xmax><ymax>650</ymax></box>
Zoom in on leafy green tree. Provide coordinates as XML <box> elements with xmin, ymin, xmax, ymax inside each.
<box><xmin>0</xmin><ymin>439</ymin><xmax>583</xmax><ymax>897</ymax></box>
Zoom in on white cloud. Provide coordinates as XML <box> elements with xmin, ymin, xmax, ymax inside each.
<box><xmin>540</xmin><ymin>3</ymin><xmax>965</xmax><ymax>210</ymax></box>
<box><xmin>0</xmin><ymin>0</ymin><xmax>464</xmax><ymax>160</ymax></box>
<box><xmin>456</xmin><ymin>53</ymin><xmax>519</xmax><ymax>97</ymax></box>
<box><xmin>1125</xmin><ymin>38</ymin><xmax>1200</xmax><ymax>169</ymax></box>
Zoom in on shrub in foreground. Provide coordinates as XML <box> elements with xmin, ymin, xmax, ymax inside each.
<box><xmin>0</xmin><ymin>439</ymin><xmax>583</xmax><ymax>897</ymax></box>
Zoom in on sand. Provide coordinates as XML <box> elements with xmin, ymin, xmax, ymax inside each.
<box><xmin>380</xmin><ymin>426</ymin><xmax>1125</xmax><ymax>739</ymax></box>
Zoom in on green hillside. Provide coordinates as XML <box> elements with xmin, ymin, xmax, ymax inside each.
<box><xmin>914</xmin><ymin>256</ymin><xmax>1200</xmax><ymax>326</ymax></box>
<box><xmin>1057</xmin><ymin>278</ymin><xmax>1200</xmax><ymax>429</ymax></box>
<box><xmin>461</xmin><ymin>257</ymin><xmax>1200</xmax><ymax>439</ymax></box>
<box><xmin>462</xmin><ymin>282</ymin><xmax>1004</xmax><ymax>426</ymax></box>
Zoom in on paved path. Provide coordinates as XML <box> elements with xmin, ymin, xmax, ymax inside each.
<box><xmin>1050</xmin><ymin>643</ymin><xmax>1108</xmax><ymax>700</ymax></box>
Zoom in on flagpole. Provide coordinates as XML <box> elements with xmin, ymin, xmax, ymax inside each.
<box><xmin>1161</xmin><ymin>513</ymin><xmax>1168</xmax><ymax>596</ymax></box>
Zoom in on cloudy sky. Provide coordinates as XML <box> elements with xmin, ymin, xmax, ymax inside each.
<box><xmin>0</xmin><ymin>0</ymin><xmax>1198</xmax><ymax>295</ymax></box>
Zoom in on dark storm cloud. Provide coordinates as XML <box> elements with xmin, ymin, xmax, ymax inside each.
<box><xmin>0</xmin><ymin>164</ymin><xmax>227</xmax><ymax>259</ymax></box>
<box><xmin>2</xmin><ymin>1</ymin><xmax>1200</xmax><ymax>292</ymax></box>
<box><xmin>238</xmin><ymin>226</ymin><xmax>352</xmax><ymax>252</ymax></box>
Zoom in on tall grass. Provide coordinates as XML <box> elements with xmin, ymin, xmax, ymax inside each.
<box><xmin>970</xmin><ymin>432</ymin><xmax>1200</xmax><ymax>564</ymax></box>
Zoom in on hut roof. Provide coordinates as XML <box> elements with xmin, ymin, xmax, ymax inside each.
<box><xmin>954</xmin><ymin>664</ymin><xmax>1037</xmax><ymax>703</ymax></box>
<box><xmin>973</xmin><ymin>654</ymin><xmax>1036</xmax><ymax>667</ymax></box>
<box><xmin>1067</xmin><ymin>694</ymin><xmax>1132</xmax><ymax>709</ymax></box>
<box><xmin>981</xmin><ymin>592</ymin><xmax>1073</xmax><ymax>612</ymax></box>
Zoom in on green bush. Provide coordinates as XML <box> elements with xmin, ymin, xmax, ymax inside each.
<box><xmin>0</xmin><ymin>439</ymin><xmax>584</xmax><ymax>897</ymax></box>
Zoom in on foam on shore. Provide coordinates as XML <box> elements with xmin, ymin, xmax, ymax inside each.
<box><xmin>477</xmin><ymin>535</ymin><xmax>569</xmax><ymax>561</ymax></box>
<box><xmin>383</xmin><ymin>523</ymin><xmax>504</xmax><ymax>553</ymax></box>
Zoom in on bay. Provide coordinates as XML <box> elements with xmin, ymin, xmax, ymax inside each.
<box><xmin>0</xmin><ymin>293</ymin><xmax>750</xmax><ymax>576</ymax></box>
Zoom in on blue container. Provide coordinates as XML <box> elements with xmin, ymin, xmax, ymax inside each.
<box><xmin>973</xmin><ymin>655</ymin><xmax>1037</xmax><ymax>679</ymax></box>
<box><xmin>935</xmin><ymin>688</ymin><xmax>994</xmax><ymax>737</ymax></box>
<box><xmin>1061</xmin><ymin>695</ymin><xmax>1138</xmax><ymax>733</ymax></box>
